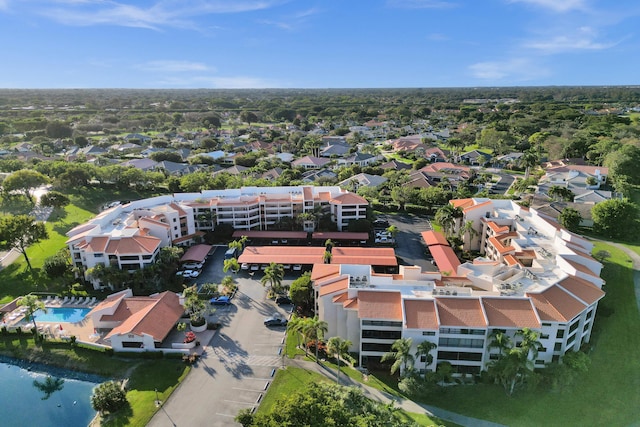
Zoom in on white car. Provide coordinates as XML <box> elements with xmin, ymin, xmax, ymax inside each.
<box><xmin>183</xmin><ymin>262</ymin><xmax>203</xmax><ymax>270</ymax></box>
<box><xmin>241</xmin><ymin>263</ymin><xmax>250</xmax><ymax>270</ymax></box>
<box><xmin>189</xmin><ymin>270</ymin><xmax>201</xmax><ymax>278</ymax></box>
<box><xmin>250</xmin><ymin>264</ymin><xmax>260</xmax><ymax>271</ymax></box>
<box><xmin>293</xmin><ymin>264</ymin><xmax>302</xmax><ymax>271</ymax></box>
<box><xmin>182</xmin><ymin>269</ymin><xmax>195</xmax><ymax>278</ymax></box>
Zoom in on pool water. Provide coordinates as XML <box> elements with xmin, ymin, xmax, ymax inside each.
<box><xmin>0</xmin><ymin>361</ymin><xmax>98</xmax><ymax>427</ymax></box>
<box><xmin>33</xmin><ymin>307</ymin><xmax>91</xmax><ymax>323</ymax></box>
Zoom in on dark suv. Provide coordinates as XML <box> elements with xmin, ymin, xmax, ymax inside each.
<box><xmin>275</xmin><ymin>296</ymin><xmax>293</xmax><ymax>305</ymax></box>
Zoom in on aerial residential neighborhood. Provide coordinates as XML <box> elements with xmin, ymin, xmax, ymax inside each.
<box><xmin>0</xmin><ymin>86</ymin><xmax>638</xmax><ymax>427</ymax></box>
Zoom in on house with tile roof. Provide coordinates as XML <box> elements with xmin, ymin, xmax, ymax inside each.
<box><xmin>312</xmin><ymin>198</ymin><xmax>605</xmax><ymax>375</ymax></box>
<box><xmin>89</xmin><ymin>289</ymin><xmax>184</xmax><ymax>352</ymax></box>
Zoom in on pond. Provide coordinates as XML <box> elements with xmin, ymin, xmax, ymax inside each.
<box><xmin>0</xmin><ymin>360</ymin><xmax>100</xmax><ymax>427</ymax></box>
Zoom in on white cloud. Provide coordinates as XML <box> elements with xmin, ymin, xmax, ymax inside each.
<box><xmin>135</xmin><ymin>60</ymin><xmax>212</xmax><ymax>73</ymax></box>
<box><xmin>386</xmin><ymin>0</ymin><xmax>456</xmax><ymax>9</ymax></box>
<box><xmin>507</xmin><ymin>0</ymin><xmax>588</xmax><ymax>13</ymax></box>
<box><xmin>259</xmin><ymin>7</ymin><xmax>320</xmax><ymax>31</ymax></box>
<box><xmin>524</xmin><ymin>27</ymin><xmax>618</xmax><ymax>53</ymax></box>
<box><xmin>0</xmin><ymin>0</ymin><xmax>10</xmax><ymax>11</ymax></box>
<box><xmin>469</xmin><ymin>57</ymin><xmax>549</xmax><ymax>81</ymax></box>
<box><xmin>38</xmin><ymin>0</ymin><xmax>284</xmax><ymax>29</ymax></box>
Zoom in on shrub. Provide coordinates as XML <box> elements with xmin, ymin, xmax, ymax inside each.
<box><xmin>91</xmin><ymin>381</ymin><xmax>128</xmax><ymax>414</ymax></box>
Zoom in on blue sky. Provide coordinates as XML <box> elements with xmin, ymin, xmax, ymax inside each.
<box><xmin>0</xmin><ymin>0</ymin><xmax>637</xmax><ymax>88</ymax></box>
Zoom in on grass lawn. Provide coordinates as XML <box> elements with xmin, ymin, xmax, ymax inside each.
<box><xmin>102</xmin><ymin>360</ymin><xmax>191</xmax><ymax>427</ymax></box>
<box><xmin>257</xmin><ymin>366</ymin><xmax>451</xmax><ymax>426</ymax></box>
<box><xmin>0</xmin><ymin>203</ymin><xmax>96</xmax><ymax>304</ymax></box>
<box><xmin>378</xmin><ymin>241</ymin><xmax>639</xmax><ymax>427</ymax></box>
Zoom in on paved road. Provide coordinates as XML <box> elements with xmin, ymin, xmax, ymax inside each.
<box><xmin>148</xmin><ymin>263</ymin><xmax>293</xmax><ymax>427</ymax></box>
<box><xmin>377</xmin><ymin>213</ymin><xmax>438</xmax><ymax>273</ymax></box>
<box><xmin>489</xmin><ymin>173</ymin><xmax>514</xmax><ymax>195</ymax></box>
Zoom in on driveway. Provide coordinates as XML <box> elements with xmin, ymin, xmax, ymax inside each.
<box><xmin>489</xmin><ymin>172</ymin><xmax>514</xmax><ymax>195</ymax></box>
<box><xmin>377</xmin><ymin>213</ymin><xmax>438</xmax><ymax>273</ymax></box>
<box><xmin>149</xmin><ymin>256</ymin><xmax>293</xmax><ymax>427</ymax></box>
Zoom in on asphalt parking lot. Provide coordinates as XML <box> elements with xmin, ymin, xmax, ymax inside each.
<box><xmin>149</xmin><ymin>248</ymin><xmax>296</xmax><ymax>427</ymax></box>
<box><xmin>376</xmin><ymin>213</ymin><xmax>438</xmax><ymax>273</ymax></box>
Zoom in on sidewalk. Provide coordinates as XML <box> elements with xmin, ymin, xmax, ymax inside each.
<box><xmin>286</xmin><ymin>358</ymin><xmax>506</xmax><ymax>427</ymax></box>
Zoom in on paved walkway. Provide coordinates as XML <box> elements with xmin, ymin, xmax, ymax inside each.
<box><xmin>287</xmin><ymin>358</ymin><xmax>506</xmax><ymax>427</ymax></box>
<box><xmin>591</xmin><ymin>239</ymin><xmax>640</xmax><ymax>313</ymax></box>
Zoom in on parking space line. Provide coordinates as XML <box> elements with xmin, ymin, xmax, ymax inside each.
<box><xmin>223</xmin><ymin>399</ymin><xmax>259</xmax><ymax>405</ymax></box>
<box><xmin>232</xmin><ymin>387</ymin><xmax>265</xmax><ymax>393</ymax></box>
<box><xmin>215</xmin><ymin>413</ymin><xmax>239</xmax><ymax>418</ymax></box>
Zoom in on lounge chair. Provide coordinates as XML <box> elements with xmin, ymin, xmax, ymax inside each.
<box><xmin>61</xmin><ymin>297</ymin><xmax>69</xmax><ymax>304</ymax></box>
<box><xmin>76</xmin><ymin>296</ymin><xmax>86</xmax><ymax>305</ymax></box>
<box><xmin>68</xmin><ymin>297</ymin><xmax>76</xmax><ymax>305</ymax></box>
<box><xmin>89</xmin><ymin>296</ymin><xmax>97</xmax><ymax>305</ymax></box>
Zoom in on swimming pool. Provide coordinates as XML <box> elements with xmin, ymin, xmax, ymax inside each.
<box><xmin>33</xmin><ymin>308</ymin><xmax>91</xmax><ymax>323</ymax></box>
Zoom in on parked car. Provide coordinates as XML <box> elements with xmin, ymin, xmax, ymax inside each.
<box><xmin>189</xmin><ymin>270</ymin><xmax>201</xmax><ymax>278</ymax></box>
<box><xmin>250</xmin><ymin>264</ymin><xmax>259</xmax><ymax>271</ymax></box>
<box><xmin>264</xmin><ymin>315</ymin><xmax>288</xmax><ymax>327</ymax></box>
<box><xmin>182</xmin><ymin>269</ymin><xmax>195</xmax><ymax>277</ymax></box>
<box><xmin>292</xmin><ymin>264</ymin><xmax>302</xmax><ymax>271</ymax></box>
<box><xmin>282</xmin><ymin>264</ymin><xmax>291</xmax><ymax>270</ymax></box>
<box><xmin>373</xmin><ymin>219</ymin><xmax>389</xmax><ymax>228</ymax></box>
<box><xmin>275</xmin><ymin>296</ymin><xmax>292</xmax><ymax>305</ymax></box>
<box><xmin>210</xmin><ymin>296</ymin><xmax>231</xmax><ymax>305</ymax></box>
<box><xmin>183</xmin><ymin>262</ymin><xmax>204</xmax><ymax>270</ymax></box>
<box><xmin>241</xmin><ymin>262</ymin><xmax>250</xmax><ymax>270</ymax></box>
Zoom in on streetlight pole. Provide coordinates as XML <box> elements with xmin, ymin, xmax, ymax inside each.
<box><xmin>154</xmin><ymin>388</ymin><xmax>161</xmax><ymax>407</ymax></box>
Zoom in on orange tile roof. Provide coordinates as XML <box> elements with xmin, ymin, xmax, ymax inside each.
<box><xmin>487</xmin><ymin>221</ymin><xmax>510</xmax><ymax>233</ymax></box>
<box><xmin>303</xmin><ymin>186</ymin><xmax>313</xmax><ymax>200</ymax></box>
<box><xmin>404</xmin><ymin>299</ymin><xmax>438</xmax><ymax>330</ymax></box>
<box><xmin>488</xmin><ymin>236</ymin><xmax>515</xmax><ymax>255</ymax></box>
<box><xmin>504</xmin><ymin>255</ymin><xmax>520</xmax><ymax>266</ymax></box>
<box><xmin>463</xmin><ymin>200</ymin><xmax>493</xmax><ymax>213</ymax></box>
<box><xmin>330</xmin><ymin>192</ymin><xmax>368</xmax><ymax>205</ymax></box>
<box><xmin>343</xmin><ymin>298</ymin><xmax>358</xmax><ymax>310</ymax></box>
<box><xmin>421</xmin><ymin>230</ymin><xmax>449</xmax><ymax>246</ymax></box>
<box><xmin>429</xmin><ymin>245</ymin><xmax>461</xmax><ymax>275</ymax></box>
<box><xmin>332</xmin><ymin>293</ymin><xmax>348</xmax><ymax>303</ymax></box>
<box><xmin>180</xmin><ymin>244</ymin><xmax>212</xmax><ymax>262</ymax></box>
<box><xmin>557</xmin><ymin>276</ymin><xmax>605</xmax><ymax>305</ymax></box>
<box><xmin>105</xmin><ymin>292</ymin><xmax>183</xmax><ymax>342</ymax></box>
<box><xmin>239</xmin><ymin>246</ymin><xmax>326</xmax><ymax>265</ymax></box>
<box><xmin>450</xmin><ymin>198</ymin><xmax>474</xmax><ymax>209</ymax></box>
<box><xmin>85</xmin><ymin>236</ymin><xmax>109</xmax><ymax>253</ymax></box>
<box><xmin>139</xmin><ymin>217</ymin><xmax>170</xmax><ymax>228</ymax></box>
<box><xmin>311</xmin><ymin>264</ymin><xmax>341</xmax><ymax>281</ymax></box>
<box><xmin>527</xmin><ymin>285</ymin><xmax>586</xmax><ymax>322</ymax></box>
<box><xmin>331</xmin><ymin>247</ymin><xmax>397</xmax><ymax>266</ymax></box>
<box><xmin>481</xmin><ymin>298</ymin><xmax>540</xmax><ymax>328</ymax></box>
<box><xmin>436</xmin><ymin>298</ymin><xmax>487</xmax><ymax>327</ymax></box>
<box><xmin>233</xmin><ymin>230</ymin><xmax>308</xmax><ymax>239</ymax></box>
<box><xmin>318</xmin><ymin>276</ymin><xmax>349</xmax><ymax>296</ymax></box>
<box><xmin>357</xmin><ymin>291</ymin><xmax>403</xmax><ymax>320</ymax></box>
<box><xmin>169</xmin><ymin>202</ymin><xmax>188</xmax><ymax>217</ymax></box>
<box><xmin>105</xmin><ymin>235</ymin><xmax>161</xmax><ymax>255</ymax></box>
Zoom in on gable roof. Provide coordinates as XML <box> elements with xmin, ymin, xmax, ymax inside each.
<box><xmin>436</xmin><ymin>298</ymin><xmax>487</xmax><ymax>327</ymax></box>
<box><xmin>527</xmin><ymin>285</ymin><xmax>586</xmax><ymax>322</ymax></box>
<box><xmin>481</xmin><ymin>298</ymin><xmax>540</xmax><ymax>328</ymax></box>
<box><xmin>404</xmin><ymin>299</ymin><xmax>438</xmax><ymax>330</ymax></box>
<box><xmin>358</xmin><ymin>291</ymin><xmax>403</xmax><ymax>320</ymax></box>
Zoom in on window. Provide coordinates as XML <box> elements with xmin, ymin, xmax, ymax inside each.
<box><xmin>539</xmin><ymin>347</ymin><xmax>547</xmax><ymax>353</ymax></box>
<box><xmin>556</xmin><ymin>330</ymin><xmax>565</xmax><ymax>339</ymax></box>
<box><xmin>569</xmin><ymin>321</ymin><xmax>580</xmax><ymax>334</ymax></box>
<box><xmin>535</xmin><ymin>360</ymin><xmax>545</xmax><ymax>365</ymax></box>
<box><xmin>438</xmin><ymin>338</ymin><xmax>484</xmax><ymax>348</ymax></box>
<box><xmin>422</xmin><ymin>331</ymin><xmax>436</xmax><ymax>336</ymax></box>
<box><xmin>361</xmin><ymin>330</ymin><xmax>402</xmax><ymax>340</ymax></box>
<box><xmin>142</xmin><ymin>255</ymin><xmax>152</xmax><ymax>260</ymax></box>
<box><xmin>554</xmin><ymin>342</ymin><xmax>562</xmax><ymax>352</ymax></box>
<box><xmin>362</xmin><ymin>320</ymin><xmax>402</xmax><ymax>328</ymax></box>
<box><xmin>583</xmin><ymin>322</ymin><xmax>591</xmax><ymax>332</ymax></box>
<box><xmin>540</xmin><ymin>334</ymin><xmax>549</xmax><ymax>340</ymax></box>
<box><xmin>437</xmin><ymin>351</ymin><xmax>483</xmax><ymax>362</ymax></box>
<box><xmin>542</xmin><ymin>322</ymin><xmax>552</xmax><ymax>327</ymax></box>
<box><xmin>586</xmin><ymin>310</ymin><xmax>594</xmax><ymax>320</ymax></box>
<box><xmin>439</xmin><ymin>328</ymin><xmax>485</xmax><ymax>335</ymax></box>
<box><xmin>420</xmin><ymin>356</ymin><xmax>426</xmax><ymax>362</ymax></box>
<box><xmin>120</xmin><ymin>255</ymin><xmax>139</xmax><ymax>261</ymax></box>
<box><xmin>173</xmin><ymin>218</ymin><xmax>177</xmax><ymax>222</ymax></box>
<box><xmin>362</xmin><ymin>343</ymin><xmax>393</xmax><ymax>352</ymax></box>
<box><xmin>94</xmin><ymin>253</ymin><xmax>104</xmax><ymax>258</ymax></box>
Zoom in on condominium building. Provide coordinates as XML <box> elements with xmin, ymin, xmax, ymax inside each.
<box><xmin>66</xmin><ymin>186</ymin><xmax>368</xmax><ymax>287</ymax></box>
<box><xmin>313</xmin><ymin>198</ymin><xmax>604</xmax><ymax>375</ymax></box>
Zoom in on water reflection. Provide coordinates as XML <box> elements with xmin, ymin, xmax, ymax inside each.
<box><xmin>33</xmin><ymin>376</ymin><xmax>65</xmax><ymax>400</ymax></box>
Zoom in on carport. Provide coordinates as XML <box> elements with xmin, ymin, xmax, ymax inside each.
<box><xmin>331</xmin><ymin>247</ymin><xmax>397</xmax><ymax>268</ymax></box>
<box><xmin>238</xmin><ymin>246</ymin><xmax>325</xmax><ymax>265</ymax></box>
<box><xmin>311</xmin><ymin>232</ymin><xmax>369</xmax><ymax>246</ymax></box>
<box><xmin>180</xmin><ymin>244</ymin><xmax>213</xmax><ymax>263</ymax></box>
<box><xmin>232</xmin><ymin>230</ymin><xmax>308</xmax><ymax>245</ymax></box>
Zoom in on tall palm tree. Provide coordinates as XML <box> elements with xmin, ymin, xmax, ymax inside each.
<box><xmin>521</xmin><ymin>150</ymin><xmax>539</xmax><ymax>180</ymax></box>
<box><xmin>304</xmin><ymin>316</ymin><xmax>328</xmax><ymax>362</ymax></box>
<box><xmin>435</xmin><ymin>204</ymin><xmax>463</xmax><ymax>238</ymax></box>
<box><xmin>18</xmin><ymin>294</ymin><xmax>46</xmax><ymax>335</ymax></box>
<box><xmin>381</xmin><ymin>337</ymin><xmax>415</xmax><ymax>376</ymax></box>
<box><xmin>286</xmin><ymin>314</ymin><xmax>304</xmax><ymax>348</ymax></box>
<box><xmin>516</xmin><ymin>328</ymin><xmax>542</xmax><ymax>360</ymax></box>
<box><xmin>488</xmin><ymin>330</ymin><xmax>512</xmax><ymax>358</ymax></box>
<box><xmin>458</xmin><ymin>220</ymin><xmax>478</xmax><ymax>250</ymax></box>
<box><xmin>261</xmin><ymin>262</ymin><xmax>284</xmax><ymax>295</ymax></box>
<box><xmin>323</xmin><ymin>250</ymin><xmax>332</xmax><ymax>264</ymax></box>
<box><xmin>327</xmin><ymin>336</ymin><xmax>352</xmax><ymax>384</ymax></box>
<box><xmin>415</xmin><ymin>340</ymin><xmax>437</xmax><ymax>377</ymax></box>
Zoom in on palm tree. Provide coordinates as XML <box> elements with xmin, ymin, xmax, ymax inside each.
<box><xmin>521</xmin><ymin>150</ymin><xmax>539</xmax><ymax>180</ymax></box>
<box><xmin>223</xmin><ymin>258</ymin><xmax>240</xmax><ymax>274</ymax></box>
<box><xmin>458</xmin><ymin>220</ymin><xmax>478</xmax><ymax>250</ymax></box>
<box><xmin>323</xmin><ymin>250</ymin><xmax>332</xmax><ymax>264</ymax></box>
<box><xmin>516</xmin><ymin>328</ymin><xmax>542</xmax><ymax>360</ymax></box>
<box><xmin>228</xmin><ymin>240</ymin><xmax>243</xmax><ymax>254</ymax></box>
<box><xmin>415</xmin><ymin>340</ymin><xmax>437</xmax><ymax>377</ymax></box>
<box><xmin>261</xmin><ymin>262</ymin><xmax>285</xmax><ymax>295</ymax></box>
<box><xmin>304</xmin><ymin>316</ymin><xmax>328</xmax><ymax>362</ymax></box>
<box><xmin>435</xmin><ymin>204</ymin><xmax>463</xmax><ymax>238</ymax></box>
<box><xmin>488</xmin><ymin>330</ymin><xmax>512</xmax><ymax>358</ymax></box>
<box><xmin>286</xmin><ymin>314</ymin><xmax>304</xmax><ymax>348</ymax></box>
<box><xmin>324</xmin><ymin>239</ymin><xmax>334</xmax><ymax>252</ymax></box>
<box><xmin>18</xmin><ymin>294</ymin><xmax>45</xmax><ymax>335</ymax></box>
<box><xmin>381</xmin><ymin>337</ymin><xmax>415</xmax><ymax>376</ymax></box>
<box><xmin>327</xmin><ymin>336</ymin><xmax>353</xmax><ymax>384</ymax></box>
<box><xmin>386</xmin><ymin>225</ymin><xmax>399</xmax><ymax>239</ymax></box>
